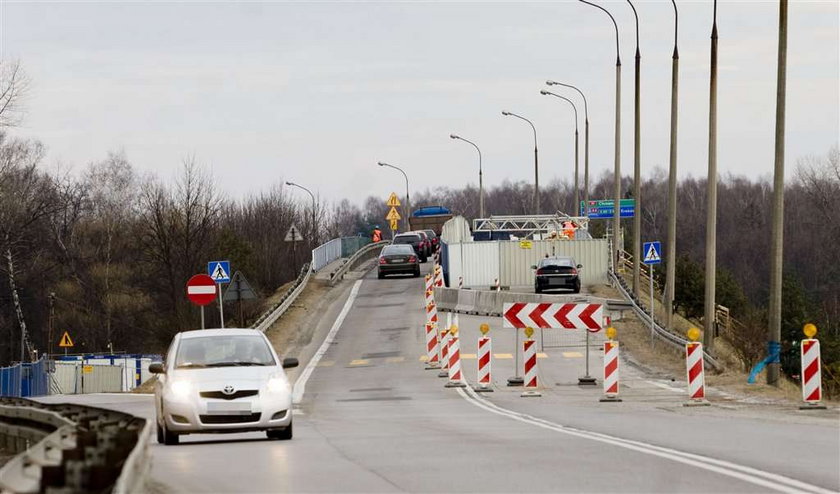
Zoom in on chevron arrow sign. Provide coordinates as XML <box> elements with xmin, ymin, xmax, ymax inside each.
<box><xmin>503</xmin><ymin>303</ymin><xmax>604</xmax><ymax>331</ymax></box>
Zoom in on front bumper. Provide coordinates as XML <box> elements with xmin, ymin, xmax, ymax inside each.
<box><xmin>162</xmin><ymin>394</ymin><xmax>292</xmax><ymax>434</ymax></box>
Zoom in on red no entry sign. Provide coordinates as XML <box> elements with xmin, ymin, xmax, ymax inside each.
<box><xmin>186</xmin><ymin>274</ymin><xmax>217</xmax><ymax>306</ymax></box>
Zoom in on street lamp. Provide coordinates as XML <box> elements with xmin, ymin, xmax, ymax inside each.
<box><xmin>540</xmin><ymin>90</ymin><xmax>580</xmax><ymax>213</ymax></box>
<box><xmin>579</xmin><ymin>0</ymin><xmax>622</xmax><ymax>271</ymax></box>
<box><xmin>377</xmin><ymin>161</ymin><xmax>411</xmax><ymax>231</ymax></box>
<box><xmin>501</xmin><ymin>110</ymin><xmax>540</xmax><ymax>214</ymax></box>
<box><xmin>546</xmin><ymin>80</ymin><xmax>590</xmax><ymax>215</ymax></box>
<box><xmin>703</xmin><ymin>0</ymin><xmax>719</xmax><ymax>353</ymax></box>
<box><xmin>285</xmin><ymin>181</ymin><xmax>317</xmax><ymax>245</ymax></box>
<box><xmin>450</xmin><ymin>134</ymin><xmax>485</xmax><ymax>219</ymax></box>
<box><xmin>628</xmin><ymin>0</ymin><xmax>642</xmax><ymax>300</ymax></box>
<box><xmin>665</xmin><ymin>0</ymin><xmax>680</xmax><ymax>331</ymax></box>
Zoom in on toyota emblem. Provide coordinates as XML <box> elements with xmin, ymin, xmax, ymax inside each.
<box><xmin>222</xmin><ymin>385</ymin><xmax>235</xmax><ymax>395</ymax></box>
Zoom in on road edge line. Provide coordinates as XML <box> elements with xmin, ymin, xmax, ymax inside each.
<box><xmin>455</xmin><ymin>387</ymin><xmax>834</xmax><ymax>494</ymax></box>
<box><xmin>292</xmin><ymin>279</ymin><xmax>363</xmax><ymax>404</ymax></box>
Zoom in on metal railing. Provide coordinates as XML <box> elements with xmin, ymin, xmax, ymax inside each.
<box><xmin>312</xmin><ymin>238</ymin><xmax>342</xmax><ymax>272</ymax></box>
<box><xmin>0</xmin><ymin>397</ymin><xmax>150</xmax><ymax>493</ymax></box>
<box><xmin>610</xmin><ymin>269</ymin><xmax>722</xmax><ymax>371</ymax></box>
<box><xmin>329</xmin><ymin>240</ymin><xmax>389</xmax><ymax>286</ymax></box>
<box><xmin>251</xmin><ymin>263</ymin><xmax>312</xmax><ymax>333</ymax></box>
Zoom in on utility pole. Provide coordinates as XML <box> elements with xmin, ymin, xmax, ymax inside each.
<box><xmin>665</xmin><ymin>0</ymin><xmax>680</xmax><ymax>331</ymax></box>
<box><xmin>48</xmin><ymin>292</ymin><xmax>55</xmax><ymax>356</ymax></box>
<box><xmin>628</xmin><ymin>0</ymin><xmax>642</xmax><ymax>300</ymax></box>
<box><xmin>767</xmin><ymin>0</ymin><xmax>788</xmax><ymax>386</ymax></box>
<box><xmin>703</xmin><ymin>0</ymin><xmax>719</xmax><ymax>352</ymax></box>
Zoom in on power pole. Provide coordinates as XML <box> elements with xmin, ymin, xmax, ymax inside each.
<box><xmin>703</xmin><ymin>0</ymin><xmax>719</xmax><ymax>352</ymax></box>
<box><xmin>628</xmin><ymin>0</ymin><xmax>642</xmax><ymax>300</ymax></box>
<box><xmin>48</xmin><ymin>292</ymin><xmax>56</xmax><ymax>356</ymax></box>
<box><xmin>767</xmin><ymin>0</ymin><xmax>788</xmax><ymax>386</ymax></box>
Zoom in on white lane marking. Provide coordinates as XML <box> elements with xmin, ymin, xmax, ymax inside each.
<box><xmin>292</xmin><ymin>280</ymin><xmax>363</xmax><ymax>404</ymax></box>
<box><xmin>455</xmin><ymin>387</ymin><xmax>834</xmax><ymax>494</ymax></box>
<box><xmin>646</xmin><ymin>380</ymin><xmax>686</xmax><ymax>393</ymax></box>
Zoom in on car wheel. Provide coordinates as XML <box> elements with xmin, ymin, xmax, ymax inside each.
<box><xmin>267</xmin><ymin>421</ymin><xmax>293</xmax><ymax>440</ymax></box>
<box><xmin>535</xmin><ymin>286</ymin><xmax>541</xmax><ymax>294</ymax></box>
<box><xmin>572</xmin><ymin>282</ymin><xmax>581</xmax><ymax>294</ymax></box>
<box><xmin>413</xmin><ymin>268</ymin><xmax>420</xmax><ymax>277</ymax></box>
<box><xmin>156</xmin><ymin>422</ymin><xmax>165</xmax><ymax>444</ymax></box>
<box><xmin>162</xmin><ymin>423</ymin><xmax>179</xmax><ymax>445</ymax></box>
<box><xmin>378</xmin><ymin>271</ymin><xmax>385</xmax><ymax>279</ymax></box>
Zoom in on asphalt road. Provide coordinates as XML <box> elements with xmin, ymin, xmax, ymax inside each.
<box><xmin>41</xmin><ymin>263</ymin><xmax>840</xmax><ymax>493</ymax></box>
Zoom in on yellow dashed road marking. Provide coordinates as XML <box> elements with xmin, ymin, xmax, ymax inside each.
<box><xmin>386</xmin><ymin>357</ymin><xmax>405</xmax><ymax>364</ymax></box>
<box><xmin>419</xmin><ymin>356</ymin><xmax>429</xmax><ymax>362</ymax></box>
<box><xmin>494</xmin><ymin>353</ymin><xmax>513</xmax><ymax>359</ymax></box>
<box><xmin>460</xmin><ymin>353</ymin><xmax>477</xmax><ymax>360</ymax></box>
<box><xmin>562</xmin><ymin>352</ymin><xmax>584</xmax><ymax>358</ymax></box>
<box><xmin>317</xmin><ymin>361</ymin><xmax>335</xmax><ymax>367</ymax></box>
<box><xmin>537</xmin><ymin>353</ymin><xmax>549</xmax><ymax>359</ymax></box>
<box><xmin>349</xmin><ymin>359</ymin><xmax>370</xmax><ymax>366</ymax></box>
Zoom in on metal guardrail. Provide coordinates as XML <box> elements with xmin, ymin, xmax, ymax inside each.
<box><xmin>251</xmin><ymin>263</ymin><xmax>312</xmax><ymax>333</ymax></box>
<box><xmin>609</xmin><ymin>270</ymin><xmax>722</xmax><ymax>371</ymax></box>
<box><xmin>0</xmin><ymin>397</ymin><xmax>149</xmax><ymax>493</ymax></box>
<box><xmin>328</xmin><ymin>240</ymin><xmax>390</xmax><ymax>286</ymax></box>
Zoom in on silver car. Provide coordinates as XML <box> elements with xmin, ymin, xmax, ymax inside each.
<box><xmin>150</xmin><ymin>328</ymin><xmax>298</xmax><ymax>445</ymax></box>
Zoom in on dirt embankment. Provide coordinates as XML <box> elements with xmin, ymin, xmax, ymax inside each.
<box><xmin>589</xmin><ymin>283</ymin><xmax>825</xmax><ymax>405</ymax></box>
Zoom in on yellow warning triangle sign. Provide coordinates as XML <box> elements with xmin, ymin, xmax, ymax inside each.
<box><xmin>386</xmin><ymin>207</ymin><xmax>401</xmax><ymax>221</ymax></box>
<box><xmin>59</xmin><ymin>331</ymin><xmax>74</xmax><ymax>348</ymax></box>
<box><xmin>386</xmin><ymin>192</ymin><xmax>401</xmax><ymax>207</ymax></box>
<box><xmin>389</xmin><ymin>218</ymin><xmax>399</xmax><ymax>231</ymax></box>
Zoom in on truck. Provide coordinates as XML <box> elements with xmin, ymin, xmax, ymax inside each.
<box><xmin>408</xmin><ymin>206</ymin><xmax>453</xmax><ymax>235</ymax></box>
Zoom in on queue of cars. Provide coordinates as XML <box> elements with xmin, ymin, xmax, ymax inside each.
<box><xmin>378</xmin><ymin>229</ymin><xmax>439</xmax><ymax>279</ymax></box>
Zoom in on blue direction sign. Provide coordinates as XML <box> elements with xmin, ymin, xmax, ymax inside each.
<box><xmin>642</xmin><ymin>241</ymin><xmax>662</xmax><ymax>265</ymax></box>
<box><xmin>208</xmin><ymin>261</ymin><xmax>231</xmax><ymax>283</ymax></box>
<box><xmin>579</xmin><ymin>199</ymin><xmax>635</xmax><ymax>219</ymax></box>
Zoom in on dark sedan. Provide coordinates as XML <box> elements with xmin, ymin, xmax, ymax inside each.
<box><xmin>393</xmin><ymin>233</ymin><xmax>427</xmax><ymax>263</ymax></box>
<box><xmin>378</xmin><ymin>244</ymin><xmax>420</xmax><ymax>278</ymax></box>
<box><xmin>532</xmin><ymin>256</ymin><xmax>582</xmax><ymax>294</ymax></box>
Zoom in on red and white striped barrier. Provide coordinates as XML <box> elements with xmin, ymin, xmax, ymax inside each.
<box><xmin>685</xmin><ymin>342</ymin><xmax>708</xmax><ymax>405</ymax></box>
<box><xmin>458</xmin><ymin>276</ymin><xmax>463</xmax><ymax>289</ymax></box>
<box><xmin>521</xmin><ymin>337</ymin><xmax>541</xmax><ymax>397</ymax></box>
<box><xmin>476</xmin><ymin>335</ymin><xmax>492</xmax><ymax>392</ymax></box>
<box><xmin>434</xmin><ymin>266</ymin><xmax>444</xmax><ymax>287</ymax></box>
<box><xmin>426</xmin><ymin>301</ymin><xmax>438</xmax><ymax>325</ymax></box>
<box><xmin>600</xmin><ymin>340</ymin><xmax>622</xmax><ymax>402</ymax></box>
<box><xmin>438</xmin><ymin>327</ymin><xmax>450</xmax><ymax>377</ymax></box>
<box><xmin>801</xmin><ymin>339</ymin><xmax>823</xmax><ymax>406</ymax></box>
<box><xmin>445</xmin><ymin>328</ymin><xmax>466</xmax><ymax>388</ymax></box>
<box><xmin>425</xmin><ymin>322</ymin><xmax>440</xmax><ymax>369</ymax></box>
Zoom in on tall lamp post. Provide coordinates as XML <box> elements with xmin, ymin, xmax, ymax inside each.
<box><xmin>580</xmin><ymin>0</ymin><xmax>622</xmax><ymax>270</ymax></box>
<box><xmin>540</xmin><ymin>90</ymin><xmax>580</xmax><ymax>212</ymax></box>
<box><xmin>546</xmin><ymin>80</ymin><xmax>590</xmax><ymax>215</ymax></box>
<box><xmin>501</xmin><ymin>110</ymin><xmax>540</xmax><ymax>214</ymax></box>
<box><xmin>627</xmin><ymin>0</ymin><xmax>642</xmax><ymax>299</ymax></box>
<box><xmin>665</xmin><ymin>0</ymin><xmax>680</xmax><ymax>330</ymax></box>
<box><xmin>703</xmin><ymin>0</ymin><xmax>719</xmax><ymax>353</ymax></box>
<box><xmin>767</xmin><ymin>0</ymin><xmax>788</xmax><ymax>385</ymax></box>
<box><xmin>377</xmin><ymin>161</ymin><xmax>411</xmax><ymax>231</ymax></box>
<box><xmin>450</xmin><ymin>134</ymin><xmax>485</xmax><ymax>219</ymax></box>
<box><xmin>286</xmin><ymin>181</ymin><xmax>317</xmax><ymax>246</ymax></box>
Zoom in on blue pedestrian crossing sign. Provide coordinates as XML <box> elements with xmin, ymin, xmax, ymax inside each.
<box><xmin>642</xmin><ymin>242</ymin><xmax>662</xmax><ymax>265</ymax></box>
<box><xmin>208</xmin><ymin>261</ymin><xmax>231</xmax><ymax>283</ymax></box>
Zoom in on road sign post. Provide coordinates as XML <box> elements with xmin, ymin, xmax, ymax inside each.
<box><xmin>286</xmin><ymin>224</ymin><xmax>303</xmax><ymax>274</ymax></box>
<box><xmin>208</xmin><ymin>261</ymin><xmax>231</xmax><ymax>328</ymax></box>
<box><xmin>642</xmin><ymin>241</ymin><xmax>663</xmax><ymax>347</ymax></box>
<box><xmin>386</xmin><ymin>193</ymin><xmax>401</xmax><ymax>236</ymax></box>
<box><xmin>59</xmin><ymin>331</ymin><xmax>74</xmax><ymax>356</ymax></box>
<box><xmin>187</xmin><ymin>274</ymin><xmax>218</xmax><ymax>329</ymax></box>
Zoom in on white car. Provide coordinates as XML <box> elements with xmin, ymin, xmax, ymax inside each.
<box><xmin>150</xmin><ymin>328</ymin><xmax>298</xmax><ymax>445</ymax></box>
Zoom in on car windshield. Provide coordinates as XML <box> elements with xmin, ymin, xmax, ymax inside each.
<box><xmin>424</xmin><ymin>230</ymin><xmax>437</xmax><ymax>239</ymax></box>
<box><xmin>383</xmin><ymin>245</ymin><xmax>414</xmax><ymax>255</ymax></box>
<box><xmin>175</xmin><ymin>335</ymin><xmax>276</xmax><ymax>368</ymax></box>
<box><xmin>540</xmin><ymin>258</ymin><xmax>575</xmax><ymax>268</ymax></box>
<box><xmin>394</xmin><ymin>235</ymin><xmax>419</xmax><ymax>244</ymax></box>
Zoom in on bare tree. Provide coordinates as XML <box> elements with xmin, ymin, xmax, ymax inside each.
<box><xmin>0</xmin><ymin>60</ymin><xmax>28</xmax><ymax>128</ymax></box>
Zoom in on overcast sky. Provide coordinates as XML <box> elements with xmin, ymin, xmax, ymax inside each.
<box><xmin>1</xmin><ymin>1</ymin><xmax>837</xmax><ymax>206</ymax></box>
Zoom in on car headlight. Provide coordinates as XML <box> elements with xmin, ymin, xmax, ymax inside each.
<box><xmin>169</xmin><ymin>380</ymin><xmax>192</xmax><ymax>397</ymax></box>
<box><xmin>267</xmin><ymin>376</ymin><xmax>290</xmax><ymax>394</ymax></box>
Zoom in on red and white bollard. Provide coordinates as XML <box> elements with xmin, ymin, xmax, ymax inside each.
<box><xmin>425</xmin><ymin>322</ymin><xmax>440</xmax><ymax>370</ymax></box>
<box><xmin>600</xmin><ymin>328</ymin><xmax>621</xmax><ymax>402</ymax></box>
<box><xmin>475</xmin><ymin>324</ymin><xmax>493</xmax><ymax>392</ymax></box>
<box><xmin>445</xmin><ymin>325</ymin><xmax>466</xmax><ymax>388</ymax></box>
<box><xmin>684</xmin><ymin>328</ymin><xmax>710</xmax><ymax>406</ymax></box>
<box><xmin>494</xmin><ymin>278</ymin><xmax>501</xmax><ymax>292</ymax></box>
<box><xmin>521</xmin><ymin>327</ymin><xmax>541</xmax><ymax>397</ymax></box>
<box><xmin>800</xmin><ymin>323</ymin><xmax>826</xmax><ymax>410</ymax></box>
<box><xmin>438</xmin><ymin>313</ymin><xmax>451</xmax><ymax>378</ymax></box>
<box><xmin>426</xmin><ymin>301</ymin><xmax>438</xmax><ymax>325</ymax></box>
<box><xmin>458</xmin><ymin>276</ymin><xmax>463</xmax><ymax>289</ymax></box>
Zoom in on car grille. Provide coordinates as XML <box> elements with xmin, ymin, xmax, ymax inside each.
<box><xmin>199</xmin><ymin>390</ymin><xmax>259</xmax><ymax>400</ymax></box>
<box><xmin>199</xmin><ymin>413</ymin><xmax>262</xmax><ymax>424</ymax></box>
